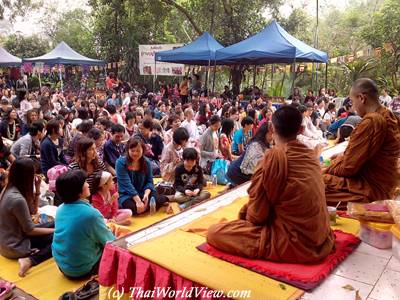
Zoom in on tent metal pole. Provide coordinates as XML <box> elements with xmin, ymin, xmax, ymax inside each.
<box><xmin>212</xmin><ymin>60</ymin><xmax>217</xmax><ymax>94</ymax></box>
<box><xmin>261</xmin><ymin>65</ymin><xmax>267</xmax><ymax>93</ymax></box>
<box><xmin>59</xmin><ymin>66</ymin><xmax>63</xmax><ymax>92</ymax></box>
<box><xmin>253</xmin><ymin>64</ymin><xmax>256</xmax><ymax>87</ymax></box>
<box><xmin>271</xmin><ymin>64</ymin><xmax>274</xmax><ymax>89</ymax></box>
<box><xmin>228</xmin><ymin>67</ymin><xmax>232</xmax><ymax>88</ymax></box>
<box><xmin>291</xmin><ymin>60</ymin><xmax>296</xmax><ymax>97</ymax></box>
<box><xmin>205</xmin><ymin>59</ymin><xmax>211</xmax><ymax>95</ymax></box>
<box><xmin>38</xmin><ymin>72</ymin><xmax>42</xmax><ymax>89</ymax></box>
<box><xmin>153</xmin><ymin>60</ymin><xmax>157</xmax><ymax>91</ymax></box>
<box><xmin>325</xmin><ymin>62</ymin><xmax>328</xmax><ymax>90</ymax></box>
<box><xmin>311</xmin><ymin>62</ymin><xmax>315</xmax><ymax>91</ymax></box>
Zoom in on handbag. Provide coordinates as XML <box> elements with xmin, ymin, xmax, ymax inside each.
<box><xmin>155</xmin><ymin>182</ymin><xmax>175</xmax><ymax>195</ymax></box>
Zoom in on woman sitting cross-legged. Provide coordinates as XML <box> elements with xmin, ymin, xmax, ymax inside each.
<box><xmin>68</xmin><ymin>137</ymin><xmax>107</xmax><ymax>196</ymax></box>
<box><xmin>52</xmin><ymin>170</ymin><xmax>115</xmax><ymax>279</ymax></box>
<box><xmin>116</xmin><ymin>137</ymin><xmax>168</xmax><ymax>215</ymax></box>
<box><xmin>227</xmin><ymin>123</ymin><xmax>272</xmax><ymax>186</ymax></box>
<box><xmin>0</xmin><ymin>158</ymin><xmax>54</xmax><ymax>277</ymax></box>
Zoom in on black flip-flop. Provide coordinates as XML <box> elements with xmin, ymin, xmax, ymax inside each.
<box><xmin>58</xmin><ymin>292</ymin><xmax>77</xmax><ymax>300</ymax></box>
<box><xmin>75</xmin><ymin>279</ymin><xmax>99</xmax><ymax>300</ymax></box>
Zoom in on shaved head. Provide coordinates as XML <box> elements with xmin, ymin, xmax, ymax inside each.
<box><xmin>272</xmin><ymin>106</ymin><xmax>302</xmax><ymax>140</ymax></box>
<box><xmin>350</xmin><ymin>78</ymin><xmax>380</xmax><ymax>117</ymax></box>
<box><xmin>351</xmin><ymin>78</ymin><xmax>379</xmax><ymax>101</ymax></box>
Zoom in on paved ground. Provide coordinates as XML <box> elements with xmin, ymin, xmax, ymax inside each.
<box><xmin>302</xmin><ymin>242</ymin><xmax>400</xmax><ymax>300</ymax></box>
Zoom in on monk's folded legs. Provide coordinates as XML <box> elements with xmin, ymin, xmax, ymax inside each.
<box><xmin>325</xmin><ymin>185</ymin><xmax>369</xmax><ymax>209</ymax></box>
<box><xmin>207</xmin><ymin>220</ymin><xmax>263</xmax><ymax>258</ymax></box>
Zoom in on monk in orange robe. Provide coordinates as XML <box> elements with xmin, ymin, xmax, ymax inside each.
<box><xmin>324</xmin><ymin>78</ymin><xmax>400</xmax><ymax>207</ymax></box>
<box><xmin>207</xmin><ymin>106</ymin><xmax>335</xmax><ymax>263</ymax></box>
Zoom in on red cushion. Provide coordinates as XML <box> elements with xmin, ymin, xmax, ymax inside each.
<box><xmin>197</xmin><ymin>230</ymin><xmax>360</xmax><ymax>291</ymax></box>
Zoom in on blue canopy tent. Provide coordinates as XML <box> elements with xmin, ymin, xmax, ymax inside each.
<box><xmin>23</xmin><ymin>41</ymin><xmax>105</xmax><ymax>66</ymax></box>
<box><xmin>215</xmin><ymin>20</ymin><xmax>328</xmax><ymax>64</ymax></box>
<box><xmin>0</xmin><ymin>46</ymin><xmax>22</xmax><ymax>67</ymax></box>
<box><xmin>23</xmin><ymin>41</ymin><xmax>105</xmax><ymax>90</ymax></box>
<box><xmin>155</xmin><ymin>32</ymin><xmax>224</xmax><ymax>91</ymax></box>
<box><xmin>215</xmin><ymin>21</ymin><xmax>329</xmax><ymax>93</ymax></box>
<box><xmin>155</xmin><ymin>32</ymin><xmax>224</xmax><ymax>65</ymax></box>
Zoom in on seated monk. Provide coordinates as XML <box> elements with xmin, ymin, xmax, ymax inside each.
<box><xmin>207</xmin><ymin>106</ymin><xmax>335</xmax><ymax>263</ymax></box>
<box><xmin>324</xmin><ymin>78</ymin><xmax>400</xmax><ymax>207</ymax></box>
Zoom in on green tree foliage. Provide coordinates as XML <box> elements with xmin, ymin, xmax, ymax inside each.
<box><xmin>159</xmin><ymin>0</ymin><xmax>282</xmax><ymax>94</ymax></box>
<box><xmin>2</xmin><ymin>33</ymin><xmax>49</xmax><ymax>58</ymax></box>
<box><xmin>361</xmin><ymin>0</ymin><xmax>400</xmax><ymax>90</ymax></box>
<box><xmin>3</xmin><ymin>0</ymin><xmax>398</xmax><ymax>96</ymax></box>
<box><xmin>318</xmin><ymin>2</ymin><xmax>368</xmax><ymax>57</ymax></box>
<box><xmin>44</xmin><ymin>8</ymin><xmax>97</xmax><ymax>58</ymax></box>
<box><xmin>0</xmin><ymin>0</ymin><xmax>35</xmax><ymax>20</ymax></box>
<box><xmin>280</xmin><ymin>8</ymin><xmax>313</xmax><ymax>46</ymax></box>
<box><xmin>89</xmin><ymin>0</ymin><xmax>185</xmax><ymax>84</ymax></box>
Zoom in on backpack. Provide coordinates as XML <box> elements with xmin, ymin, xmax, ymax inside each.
<box><xmin>47</xmin><ymin>165</ymin><xmax>68</xmax><ymax>192</ymax></box>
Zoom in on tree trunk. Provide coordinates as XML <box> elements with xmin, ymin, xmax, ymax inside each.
<box><xmin>231</xmin><ymin>67</ymin><xmax>244</xmax><ymax>96</ymax></box>
<box><xmin>393</xmin><ymin>72</ymin><xmax>398</xmax><ymax>91</ymax></box>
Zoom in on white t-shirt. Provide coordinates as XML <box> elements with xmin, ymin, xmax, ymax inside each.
<box><xmin>71</xmin><ymin>118</ymin><xmax>82</xmax><ymax>130</ymax></box>
<box><xmin>380</xmin><ymin>95</ymin><xmax>392</xmax><ymax>107</ymax></box>
<box><xmin>123</xmin><ymin>96</ymin><xmax>131</xmax><ymax>106</ymax></box>
<box><xmin>181</xmin><ymin>119</ymin><xmax>199</xmax><ymax>142</ymax></box>
<box><xmin>323</xmin><ymin>111</ymin><xmax>335</xmax><ymax>122</ymax></box>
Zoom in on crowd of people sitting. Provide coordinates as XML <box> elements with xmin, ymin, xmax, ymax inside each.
<box><xmin>0</xmin><ymin>73</ymin><xmax>399</xmax><ymax>279</ymax></box>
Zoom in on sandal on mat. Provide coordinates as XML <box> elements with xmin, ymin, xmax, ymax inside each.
<box><xmin>0</xmin><ymin>280</ymin><xmax>15</xmax><ymax>300</ymax></box>
<box><xmin>59</xmin><ymin>292</ymin><xmax>77</xmax><ymax>300</ymax></box>
<box><xmin>75</xmin><ymin>279</ymin><xmax>99</xmax><ymax>300</ymax></box>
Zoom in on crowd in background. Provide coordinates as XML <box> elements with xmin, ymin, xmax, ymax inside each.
<box><xmin>0</xmin><ymin>70</ymin><xmax>399</xmax><ymax>278</ymax></box>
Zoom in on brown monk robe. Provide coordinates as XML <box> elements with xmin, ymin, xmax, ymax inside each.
<box><xmin>207</xmin><ymin>106</ymin><xmax>335</xmax><ymax>263</ymax></box>
<box><xmin>324</xmin><ymin>78</ymin><xmax>400</xmax><ymax>207</ymax></box>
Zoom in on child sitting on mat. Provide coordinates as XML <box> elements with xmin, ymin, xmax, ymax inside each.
<box><xmin>173</xmin><ymin>148</ymin><xmax>211</xmax><ymax>210</ymax></box>
<box><xmin>92</xmin><ymin>171</ymin><xmax>132</xmax><ymax>226</ymax></box>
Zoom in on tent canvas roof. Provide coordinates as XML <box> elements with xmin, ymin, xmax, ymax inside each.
<box><xmin>0</xmin><ymin>47</ymin><xmax>22</xmax><ymax>67</ymax></box>
<box><xmin>23</xmin><ymin>41</ymin><xmax>105</xmax><ymax>66</ymax></box>
<box><xmin>155</xmin><ymin>32</ymin><xmax>224</xmax><ymax>65</ymax></box>
<box><xmin>215</xmin><ymin>21</ymin><xmax>328</xmax><ymax>65</ymax></box>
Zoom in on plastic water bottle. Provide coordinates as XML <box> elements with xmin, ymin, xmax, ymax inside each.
<box><xmin>149</xmin><ymin>196</ymin><xmax>156</xmax><ymax>215</ymax></box>
<box><xmin>319</xmin><ymin>156</ymin><xmax>324</xmax><ymax>167</ymax></box>
<box><xmin>212</xmin><ymin>175</ymin><xmax>218</xmax><ymax>187</ymax></box>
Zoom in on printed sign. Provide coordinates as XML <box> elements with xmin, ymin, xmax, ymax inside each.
<box><xmin>139</xmin><ymin>44</ymin><xmax>184</xmax><ymax>76</ymax></box>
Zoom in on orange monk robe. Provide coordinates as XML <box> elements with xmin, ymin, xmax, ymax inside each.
<box><xmin>324</xmin><ymin>106</ymin><xmax>400</xmax><ymax>206</ymax></box>
<box><xmin>207</xmin><ymin>140</ymin><xmax>335</xmax><ymax>263</ymax></box>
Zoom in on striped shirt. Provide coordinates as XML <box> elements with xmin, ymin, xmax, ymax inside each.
<box><xmin>68</xmin><ymin>160</ymin><xmax>107</xmax><ymax>196</ymax></box>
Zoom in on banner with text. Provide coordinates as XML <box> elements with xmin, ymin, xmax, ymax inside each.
<box><xmin>139</xmin><ymin>44</ymin><xmax>184</xmax><ymax>76</ymax></box>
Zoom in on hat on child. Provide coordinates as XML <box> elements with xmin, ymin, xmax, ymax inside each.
<box><xmin>99</xmin><ymin>171</ymin><xmax>112</xmax><ymax>187</ymax></box>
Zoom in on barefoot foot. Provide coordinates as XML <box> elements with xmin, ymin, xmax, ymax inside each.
<box><xmin>18</xmin><ymin>257</ymin><xmax>32</xmax><ymax>277</ymax></box>
<box><xmin>116</xmin><ymin>219</ymin><xmax>132</xmax><ymax>226</ymax></box>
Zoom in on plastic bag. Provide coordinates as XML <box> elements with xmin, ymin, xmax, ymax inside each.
<box><xmin>347</xmin><ymin>201</ymin><xmax>394</xmax><ymax>223</ymax></box>
<box><xmin>47</xmin><ymin>165</ymin><xmax>68</xmax><ymax>192</ymax></box>
<box><xmin>385</xmin><ymin>200</ymin><xmax>400</xmax><ymax>226</ymax></box>
<box><xmin>211</xmin><ymin>159</ymin><xmax>229</xmax><ymax>185</ymax></box>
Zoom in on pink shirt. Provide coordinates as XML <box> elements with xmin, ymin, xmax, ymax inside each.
<box><xmin>91</xmin><ymin>187</ymin><xmax>119</xmax><ymax>219</ymax></box>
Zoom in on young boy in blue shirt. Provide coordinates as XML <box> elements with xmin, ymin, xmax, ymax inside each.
<box><xmin>232</xmin><ymin>116</ymin><xmax>254</xmax><ymax>155</ymax></box>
